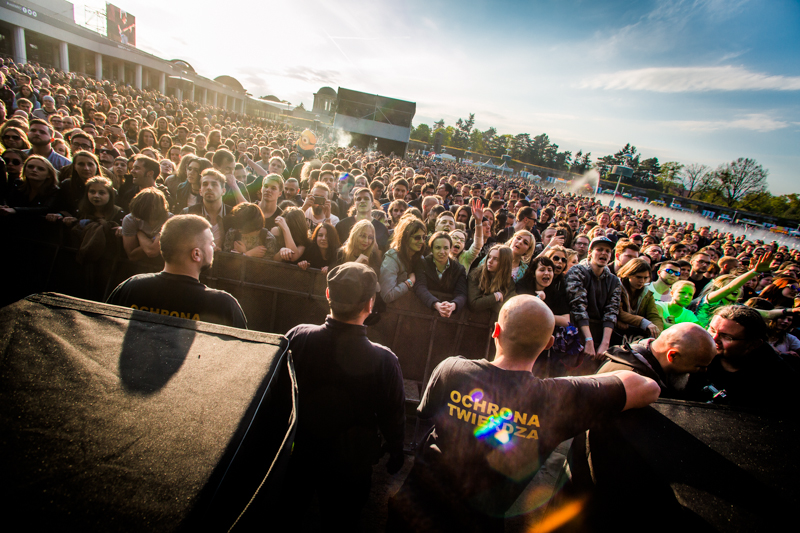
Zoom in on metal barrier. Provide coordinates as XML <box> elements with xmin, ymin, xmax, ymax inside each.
<box><xmin>1</xmin><ymin>219</ymin><xmax>495</xmax><ymax>390</ymax></box>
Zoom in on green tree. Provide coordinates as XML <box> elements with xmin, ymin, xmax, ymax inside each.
<box><xmin>658</xmin><ymin>161</ymin><xmax>684</xmax><ymax>191</ymax></box>
<box><xmin>433</xmin><ymin>119</ymin><xmax>445</xmax><ymax>130</ymax></box>
<box><xmin>411</xmin><ymin>123</ymin><xmax>431</xmax><ymax>143</ymax></box>
<box><xmin>434</xmin><ymin>126</ymin><xmax>454</xmax><ymax>148</ymax></box>
<box><xmin>468</xmin><ymin>129</ymin><xmax>484</xmax><ymax>153</ymax></box>
<box><xmin>482</xmin><ymin>127</ymin><xmax>497</xmax><ymax>150</ymax></box>
<box><xmin>570</xmin><ymin>150</ymin><xmax>592</xmax><ymax>174</ymax></box>
<box><xmin>452</xmin><ymin>113</ymin><xmax>475</xmax><ymax>149</ymax></box>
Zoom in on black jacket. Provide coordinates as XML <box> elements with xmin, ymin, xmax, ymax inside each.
<box><xmin>414</xmin><ymin>255</ymin><xmax>468</xmax><ymax>312</ymax></box>
<box><xmin>285</xmin><ymin>317</ymin><xmax>405</xmax><ymax>460</ymax></box>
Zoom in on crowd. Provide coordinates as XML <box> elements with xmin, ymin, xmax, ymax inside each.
<box><xmin>2</xmin><ymin>56</ymin><xmax>799</xmax><ymax>529</ymax></box>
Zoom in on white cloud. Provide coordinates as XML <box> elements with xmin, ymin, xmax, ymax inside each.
<box><xmin>672</xmin><ymin>114</ymin><xmax>789</xmax><ymax>132</ymax></box>
<box><xmin>580</xmin><ymin>66</ymin><xmax>800</xmax><ymax>92</ymax></box>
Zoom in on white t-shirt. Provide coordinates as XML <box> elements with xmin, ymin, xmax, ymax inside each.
<box><xmin>304</xmin><ymin>207</ymin><xmax>339</xmax><ymax>227</ymax></box>
<box><xmin>646</xmin><ymin>282</ymin><xmax>672</xmax><ymax>303</ymax></box>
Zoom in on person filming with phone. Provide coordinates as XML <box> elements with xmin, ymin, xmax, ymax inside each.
<box><xmin>303</xmin><ymin>182</ymin><xmax>339</xmax><ymax>229</ymax></box>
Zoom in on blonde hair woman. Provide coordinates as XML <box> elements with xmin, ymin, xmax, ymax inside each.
<box><xmin>337</xmin><ymin>218</ymin><xmax>382</xmax><ymax>273</ymax></box>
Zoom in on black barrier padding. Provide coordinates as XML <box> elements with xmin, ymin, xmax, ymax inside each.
<box><xmin>557</xmin><ymin>399</ymin><xmax>799</xmax><ymax>532</ymax></box>
<box><xmin>1</xmin><ymin>217</ymin><xmax>499</xmax><ymax>388</ymax></box>
<box><xmin>0</xmin><ymin>293</ymin><xmax>296</xmax><ymax>532</ymax></box>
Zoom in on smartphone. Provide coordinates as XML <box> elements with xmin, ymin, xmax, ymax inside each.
<box><xmin>314</xmin><ymin>196</ymin><xmax>326</xmax><ymax>206</ymax></box>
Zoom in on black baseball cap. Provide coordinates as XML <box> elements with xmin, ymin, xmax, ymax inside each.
<box><xmin>327</xmin><ymin>263</ymin><xmax>380</xmax><ymax>312</ymax></box>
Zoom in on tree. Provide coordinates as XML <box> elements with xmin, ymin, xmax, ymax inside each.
<box><xmin>658</xmin><ymin>161</ymin><xmax>684</xmax><ymax>191</ymax></box>
<box><xmin>636</xmin><ymin>157</ymin><xmax>660</xmax><ymax>183</ymax></box>
<box><xmin>433</xmin><ymin>119</ymin><xmax>445</xmax><ymax>130</ymax></box>
<box><xmin>708</xmin><ymin>158</ymin><xmax>768</xmax><ymax>207</ymax></box>
<box><xmin>679</xmin><ymin>163</ymin><xmax>709</xmax><ymax>199</ymax></box>
<box><xmin>411</xmin><ymin>123</ymin><xmax>431</xmax><ymax>143</ymax></box>
<box><xmin>452</xmin><ymin>113</ymin><xmax>475</xmax><ymax>149</ymax></box>
<box><xmin>468</xmin><ymin>129</ymin><xmax>483</xmax><ymax>153</ymax></box>
<box><xmin>482</xmin><ymin>127</ymin><xmax>497</xmax><ymax>149</ymax></box>
<box><xmin>570</xmin><ymin>150</ymin><xmax>592</xmax><ymax>174</ymax></box>
<box><xmin>433</xmin><ymin>126</ymin><xmax>453</xmax><ymax>148</ymax></box>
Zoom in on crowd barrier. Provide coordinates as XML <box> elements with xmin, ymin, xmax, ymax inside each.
<box><xmin>0</xmin><ymin>218</ymin><xmax>496</xmax><ymax>394</ymax></box>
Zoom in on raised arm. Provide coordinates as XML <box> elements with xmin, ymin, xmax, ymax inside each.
<box><xmin>607</xmin><ymin>370</ymin><xmax>661</xmax><ymax>411</ymax></box>
<box><xmin>707</xmin><ymin>252</ymin><xmax>772</xmax><ymax>304</ymax></box>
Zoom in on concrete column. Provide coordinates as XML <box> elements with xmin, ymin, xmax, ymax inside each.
<box><xmin>202</xmin><ymin>87</ymin><xmax>207</xmax><ymax>105</ymax></box>
<box><xmin>175</xmin><ymin>87</ymin><xmax>182</xmax><ymax>101</ymax></box>
<box><xmin>143</xmin><ymin>69</ymin><xmax>150</xmax><ymax>88</ymax></box>
<box><xmin>12</xmin><ymin>26</ymin><xmax>27</xmax><ymax>64</ymax></box>
<box><xmin>212</xmin><ymin>91</ymin><xmax>218</xmax><ymax>108</ymax></box>
<box><xmin>77</xmin><ymin>49</ymin><xmax>85</xmax><ymax>74</ymax></box>
<box><xmin>189</xmin><ymin>83</ymin><xmax>195</xmax><ymax>102</ymax></box>
<box><xmin>94</xmin><ymin>53</ymin><xmax>103</xmax><ymax>80</ymax></box>
<box><xmin>159</xmin><ymin>72</ymin><xmax>166</xmax><ymax>94</ymax></box>
<box><xmin>135</xmin><ymin>64</ymin><xmax>142</xmax><ymax>90</ymax></box>
<box><xmin>59</xmin><ymin>42</ymin><xmax>69</xmax><ymax>72</ymax></box>
<box><xmin>116</xmin><ymin>62</ymin><xmax>125</xmax><ymax>83</ymax></box>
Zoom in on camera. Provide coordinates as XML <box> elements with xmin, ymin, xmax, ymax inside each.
<box><xmin>313</xmin><ymin>196</ymin><xmax>326</xmax><ymax>206</ymax></box>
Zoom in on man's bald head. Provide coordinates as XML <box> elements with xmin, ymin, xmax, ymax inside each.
<box><xmin>495</xmin><ymin>295</ymin><xmax>555</xmax><ymax>361</ymax></box>
<box><xmin>652</xmin><ymin>323</ymin><xmax>716</xmax><ymax>374</ymax></box>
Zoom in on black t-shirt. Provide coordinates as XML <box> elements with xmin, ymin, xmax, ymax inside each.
<box><xmin>107</xmin><ymin>272</ymin><xmax>247</xmax><ymax>329</ymax></box>
<box><xmin>690</xmin><ymin>274</ymin><xmax>711</xmax><ymax>294</ymax></box>
<box><xmin>263</xmin><ymin>205</ymin><xmax>283</xmax><ymax>231</ymax></box>
<box><xmin>415</xmin><ymin>356</ymin><xmax>626</xmax><ymax>516</ymax></box>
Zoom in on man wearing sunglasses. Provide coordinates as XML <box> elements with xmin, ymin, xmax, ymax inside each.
<box><xmin>647</xmin><ymin>260</ymin><xmax>682</xmax><ymax>302</ymax></box>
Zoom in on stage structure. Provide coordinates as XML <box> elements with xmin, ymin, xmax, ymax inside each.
<box><xmin>333</xmin><ymin>88</ymin><xmax>416</xmax><ymax>156</ymax></box>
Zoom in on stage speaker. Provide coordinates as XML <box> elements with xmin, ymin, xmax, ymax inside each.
<box><xmin>0</xmin><ymin>293</ymin><xmax>297</xmax><ymax>532</ymax></box>
<box><xmin>433</xmin><ymin>131</ymin><xmax>443</xmax><ymax>153</ymax></box>
<box><xmin>551</xmin><ymin>399</ymin><xmax>799</xmax><ymax>532</ymax></box>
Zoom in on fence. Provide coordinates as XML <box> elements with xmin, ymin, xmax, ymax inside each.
<box><xmin>0</xmin><ymin>218</ymin><xmax>496</xmax><ymax>397</ymax></box>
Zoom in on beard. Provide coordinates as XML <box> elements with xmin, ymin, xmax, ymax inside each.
<box><xmin>312</xmin><ymin>205</ymin><xmax>323</xmax><ymax>216</ymax></box>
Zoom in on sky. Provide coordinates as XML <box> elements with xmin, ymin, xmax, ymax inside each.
<box><xmin>74</xmin><ymin>0</ymin><xmax>800</xmax><ymax>194</ymax></box>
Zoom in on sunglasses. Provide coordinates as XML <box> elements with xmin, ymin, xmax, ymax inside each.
<box><xmin>551</xmin><ymin>256</ymin><xmax>566</xmax><ymax>263</ymax></box>
<box><xmin>410</xmin><ymin>235</ymin><xmax>426</xmax><ymax>242</ymax></box>
<box><xmin>663</xmin><ymin>268</ymin><xmax>680</xmax><ymax>276</ymax></box>
<box><xmin>2</xmin><ymin>135</ymin><xmax>22</xmax><ymax>141</ymax></box>
<box><xmin>3</xmin><ymin>158</ymin><xmax>22</xmax><ymax>165</ymax></box>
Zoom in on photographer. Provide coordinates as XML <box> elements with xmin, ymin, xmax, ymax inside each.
<box><xmin>303</xmin><ymin>182</ymin><xmax>339</xmax><ymax>229</ymax></box>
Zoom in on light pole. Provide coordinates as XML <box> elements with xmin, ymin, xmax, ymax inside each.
<box><xmin>608</xmin><ymin>154</ymin><xmax>633</xmax><ymax>208</ymax></box>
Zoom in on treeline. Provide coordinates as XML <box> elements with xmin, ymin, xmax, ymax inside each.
<box><xmin>411</xmin><ymin>113</ymin><xmax>794</xmax><ymax>221</ymax></box>
<box><xmin>410</xmin><ymin>113</ymin><xmax>592</xmax><ymax>174</ymax></box>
